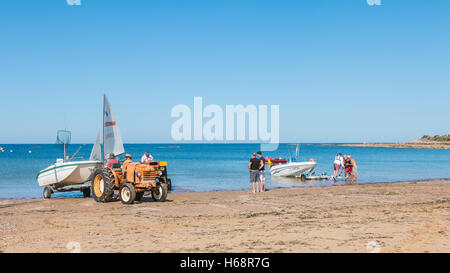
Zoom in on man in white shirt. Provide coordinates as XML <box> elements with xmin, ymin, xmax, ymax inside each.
<box><xmin>140</xmin><ymin>151</ymin><xmax>154</xmax><ymax>164</ymax></box>
<box><xmin>333</xmin><ymin>153</ymin><xmax>344</xmax><ymax>180</ymax></box>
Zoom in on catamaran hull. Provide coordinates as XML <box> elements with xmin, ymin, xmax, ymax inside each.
<box><xmin>37</xmin><ymin>161</ymin><xmax>102</xmax><ymax>187</ymax></box>
<box><xmin>270</xmin><ymin>162</ymin><xmax>317</xmax><ymax>177</ymax></box>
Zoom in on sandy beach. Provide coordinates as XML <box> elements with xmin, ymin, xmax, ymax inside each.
<box><xmin>0</xmin><ymin>180</ymin><xmax>449</xmax><ymax>253</ymax></box>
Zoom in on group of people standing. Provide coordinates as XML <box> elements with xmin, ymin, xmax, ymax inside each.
<box><xmin>248</xmin><ymin>151</ymin><xmax>266</xmax><ymax>193</ymax></box>
<box><xmin>249</xmin><ymin>151</ymin><xmax>359</xmax><ymax>192</ymax></box>
<box><xmin>333</xmin><ymin>153</ymin><xmax>358</xmax><ymax>184</ymax></box>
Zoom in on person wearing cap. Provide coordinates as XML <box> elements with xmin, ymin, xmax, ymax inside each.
<box><xmin>122</xmin><ymin>154</ymin><xmax>134</xmax><ymax>182</ymax></box>
<box><xmin>106</xmin><ymin>153</ymin><xmax>119</xmax><ymax>169</ymax></box>
<box><xmin>140</xmin><ymin>151</ymin><xmax>154</xmax><ymax>164</ymax></box>
<box><xmin>124</xmin><ymin>154</ymin><xmax>133</xmax><ymax>164</ymax></box>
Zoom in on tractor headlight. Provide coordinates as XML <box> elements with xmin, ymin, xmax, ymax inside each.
<box><xmin>137</xmin><ymin>172</ymin><xmax>142</xmax><ymax>177</ymax></box>
<box><xmin>157</xmin><ymin>171</ymin><xmax>163</xmax><ymax>176</ymax></box>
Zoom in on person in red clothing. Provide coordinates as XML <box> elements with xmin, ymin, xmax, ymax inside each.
<box><xmin>344</xmin><ymin>155</ymin><xmax>353</xmax><ymax>183</ymax></box>
<box><xmin>106</xmin><ymin>153</ymin><xmax>119</xmax><ymax>168</ymax></box>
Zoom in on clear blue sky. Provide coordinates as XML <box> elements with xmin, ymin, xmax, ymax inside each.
<box><xmin>1</xmin><ymin>0</ymin><xmax>449</xmax><ymax>143</ymax></box>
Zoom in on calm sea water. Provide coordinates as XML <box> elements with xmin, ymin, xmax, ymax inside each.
<box><xmin>0</xmin><ymin>143</ymin><xmax>449</xmax><ymax>199</ymax></box>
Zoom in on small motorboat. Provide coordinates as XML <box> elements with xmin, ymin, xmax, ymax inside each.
<box><xmin>270</xmin><ymin>161</ymin><xmax>317</xmax><ymax>178</ymax></box>
<box><xmin>269</xmin><ymin>144</ymin><xmax>317</xmax><ymax>179</ymax></box>
<box><xmin>0</xmin><ymin>146</ymin><xmax>3</xmax><ymax>152</ymax></box>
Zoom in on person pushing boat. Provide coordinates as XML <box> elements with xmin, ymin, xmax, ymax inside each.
<box><xmin>333</xmin><ymin>153</ymin><xmax>344</xmax><ymax>180</ymax></box>
<box><xmin>344</xmin><ymin>155</ymin><xmax>352</xmax><ymax>183</ymax></box>
<box><xmin>349</xmin><ymin>156</ymin><xmax>358</xmax><ymax>184</ymax></box>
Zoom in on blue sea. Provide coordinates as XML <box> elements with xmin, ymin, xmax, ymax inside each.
<box><xmin>0</xmin><ymin>143</ymin><xmax>450</xmax><ymax>199</ymax></box>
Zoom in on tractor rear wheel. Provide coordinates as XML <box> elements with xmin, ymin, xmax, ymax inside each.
<box><xmin>119</xmin><ymin>183</ymin><xmax>136</xmax><ymax>204</ymax></box>
<box><xmin>92</xmin><ymin>168</ymin><xmax>115</xmax><ymax>202</ymax></box>
<box><xmin>135</xmin><ymin>191</ymin><xmax>145</xmax><ymax>202</ymax></box>
<box><xmin>151</xmin><ymin>183</ymin><xmax>168</xmax><ymax>202</ymax></box>
<box><xmin>43</xmin><ymin>186</ymin><xmax>52</xmax><ymax>199</ymax></box>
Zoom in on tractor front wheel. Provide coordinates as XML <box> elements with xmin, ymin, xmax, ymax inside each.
<box><xmin>151</xmin><ymin>183</ymin><xmax>168</xmax><ymax>202</ymax></box>
<box><xmin>119</xmin><ymin>183</ymin><xmax>136</xmax><ymax>204</ymax></box>
<box><xmin>92</xmin><ymin>168</ymin><xmax>115</xmax><ymax>202</ymax></box>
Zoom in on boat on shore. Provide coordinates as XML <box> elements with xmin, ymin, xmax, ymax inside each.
<box><xmin>37</xmin><ymin>159</ymin><xmax>101</xmax><ymax>187</ymax></box>
<box><xmin>36</xmin><ymin>129</ymin><xmax>103</xmax><ymax>197</ymax></box>
<box><xmin>269</xmin><ymin>144</ymin><xmax>317</xmax><ymax>179</ymax></box>
<box><xmin>270</xmin><ymin>161</ymin><xmax>317</xmax><ymax>178</ymax></box>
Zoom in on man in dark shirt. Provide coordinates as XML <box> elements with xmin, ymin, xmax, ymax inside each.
<box><xmin>248</xmin><ymin>153</ymin><xmax>263</xmax><ymax>193</ymax></box>
<box><xmin>257</xmin><ymin>151</ymin><xmax>266</xmax><ymax>192</ymax></box>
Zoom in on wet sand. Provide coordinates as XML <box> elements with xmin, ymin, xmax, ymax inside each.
<box><xmin>0</xmin><ymin>180</ymin><xmax>449</xmax><ymax>253</ymax></box>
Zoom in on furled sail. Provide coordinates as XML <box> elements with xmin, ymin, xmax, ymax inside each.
<box><xmin>89</xmin><ymin>129</ymin><xmax>101</xmax><ymax>161</ymax></box>
<box><xmin>103</xmin><ymin>94</ymin><xmax>125</xmax><ymax>160</ymax></box>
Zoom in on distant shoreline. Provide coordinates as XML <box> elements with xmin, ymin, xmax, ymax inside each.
<box><xmin>328</xmin><ymin>142</ymin><xmax>450</xmax><ymax>150</ymax></box>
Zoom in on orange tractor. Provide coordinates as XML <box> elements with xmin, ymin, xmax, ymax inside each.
<box><xmin>91</xmin><ymin>160</ymin><xmax>171</xmax><ymax>204</ymax></box>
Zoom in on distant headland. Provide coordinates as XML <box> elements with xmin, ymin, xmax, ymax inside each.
<box><xmin>336</xmin><ymin>133</ymin><xmax>450</xmax><ymax>150</ymax></box>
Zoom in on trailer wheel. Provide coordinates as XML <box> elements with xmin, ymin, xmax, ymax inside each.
<box><xmin>300</xmin><ymin>174</ymin><xmax>307</xmax><ymax>182</ymax></box>
<box><xmin>167</xmin><ymin>178</ymin><xmax>172</xmax><ymax>192</ymax></box>
<box><xmin>82</xmin><ymin>187</ymin><xmax>90</xmax><ymax>198</ymax></box>
<box><xmin>135</xmin><ymin>191</ymin><xmax>145</xmax><ymax>202</ymax></box>
<box><xmin>43</xmin><ymin>186</ymin><xmax>52</xmax><ymax>199</ymax></box>
<box><xmin>92</xmin><ymin>168</ymin><xmax>115</xmax><ymax>202</ymax></box>
<box><xmin>119</xmin><ymin>183</ymin><xmax>136</xmax><ymax>204</ymax></box>
<box><xmin>151</xmin><ymin>183</ymin><xmax>168</xmax><ymax>202</ymax></box>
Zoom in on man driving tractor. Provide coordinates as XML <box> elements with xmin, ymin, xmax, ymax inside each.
<box><xmin>92</xmin><ymin>152</ymin><xmax>171</xmax><ymax>204</ymax></box>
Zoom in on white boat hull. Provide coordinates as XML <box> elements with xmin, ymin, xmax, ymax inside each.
<box><xmin>270</xmin><ymin>161</ymin><xmax>317</xmax><ymax>177</ymax></box>
<box><xmin>37</xmin><ymin>160</ymin><xmax>102</xmax><ymax>187</ymax></box>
